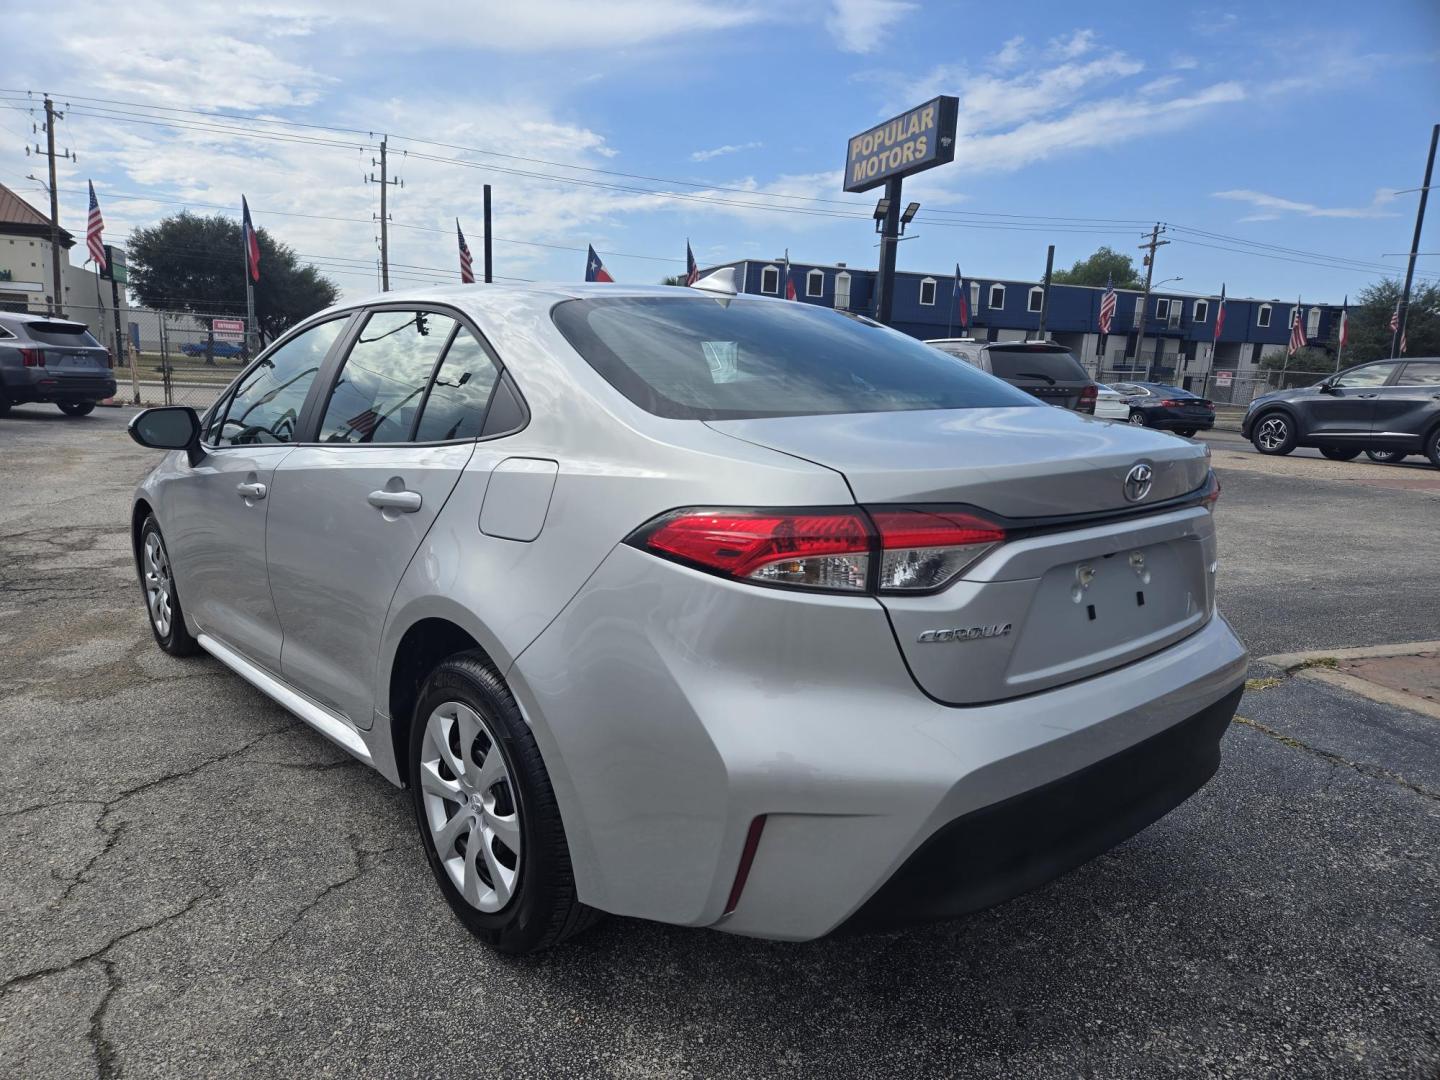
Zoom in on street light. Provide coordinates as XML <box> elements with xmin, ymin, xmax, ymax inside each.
<box><xmin>900</xmin><ymin>201</ymin><xmax>921</xmax><ymax>225</ymax></box>
<box><xmin>1156</xmin><ymin>276</ymin><xmax>1183</xmax><ymax>288</ymax></box>
<box><xmin>872</xmin><ymin>197</ymin><xmax>890</xmax><ymax>234</ymax></box>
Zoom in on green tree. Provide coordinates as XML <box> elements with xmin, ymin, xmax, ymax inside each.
<box><xmin>658</xmin><ymin>274</ymin><xmax>686</xmax><ymax>286</ymax></box>
<box><xmin>1337</xmin><ymin>279</ymin><xmax>1440</xmax><ymax>366</ymax></box>
<box><xmin>126</xmin><ymin>212</ymin><xmax>339</xmax><ymax>346</ymax></box>
<box><xmin>1051</xmin><ymin>246</ymin><xmax>1143</xmax><ymax>289</ymax></box>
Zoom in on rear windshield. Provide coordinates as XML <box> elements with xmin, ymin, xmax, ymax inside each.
<box><xmin>24</xmin><ymin>321</ymin><xmax>103</xmax><ymax>348</ymax></box>
<box><xmin>552</xmin><ymin>297</ymin><xmax>1037</xmax><ymax>420</ymax></box>
<box><xmin>985</xmin><ymin>345</ymin><xmax>1088</xmax><ymax>384</ymax></box>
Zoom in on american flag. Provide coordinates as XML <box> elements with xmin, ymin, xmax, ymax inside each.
<box><xmin>585</xmin><ymin>244</ymin><xmax>613</xmax><ymax>282</ymax></box>
<box><xmin>1288</xmin><ymin>299</ymin><xmax>1307</xmax><ymax>356</ymax></box>
<box><xmin>685</xmin><ymin>241</ymin><xmax>699</xmax><ymax>286</ymax></box>
<box><xmin>954</xmin><ymin>264</ymin><xmax>969</xmax><ymax>329</ymax></box>
<box><xmin>242</xmin><ymin>195</ymin><xmax>260</xmax><ymax>282</ymax></box>
<box><xmin>1338</xmin><ymin>295</ymin><xmax>1349</xmax><ymax>348</ymax></box>
<box><xmin>1098</xmin><ymin>274</ymin><xmax>1116</xmax><ymax>335</ymax></box>
<box><xmin>86</xmin><ymin>181</ymin><xmax>106</xmax><ymax>270</ymax></box>
<box><xmin>457</xmin><ymin>219</ymin><xmax>474</xmax><ymax>284</ymax></box>
<box><xmin>1213</xmin><ymin>284</ymin><xmax>1226</xmax><ymax>341</ymax></box>
<box><xmin>1390</xmin><ymin>299</ymin><xmax>1407</xmax><ymax>353</ymax></box>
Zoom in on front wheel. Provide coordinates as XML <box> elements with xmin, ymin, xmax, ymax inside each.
<box><xmin>410</xmin><ymin>653</ymin><xmax>598</xmax><ymax>954</ymax></box>
<box><xmin>1319</xmin><ymin>445</ymin><xmax>1361</xmax><ymax>461</ymax></box>
<box><xmin>1175</xmin><ymin>427</ymin><xmax>1197</xmax><ymax>438</ymax></box>
<box><xmin>1426</xmin><ymin>426</ymin><xmax>1440</xmax><ymax>470</ymax></box>
<box><xmin>137</xmin><ymin>517</ymin><xmax>200</xmax><ymax>656</ymax></box>
<box><xmin>1365</xmin><ymin>449</ymin><xmax>1407</xmax><ymax>464</ymax></box>
<box><xmin>1251</xmin><ymin>412</ymin><xmax>1297</xmax><ymax>456</ymax></box>
<box><xmin>1128</xmin><ymin>410</ymin><xmax>1148</xmax><ymax>426</ymax></box>
<box><xmin>58</xmin><ymin>401</ymin><xmax>95</xmax><ymax>417</ymax></box>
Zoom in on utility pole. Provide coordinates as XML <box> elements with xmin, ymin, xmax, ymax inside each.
<box><xmin>368</xmin><ymin>136</ymin><xmax>402</xmax><ymax>291</ymax></box>
<box><xmin>482</xmin><ymin>184</ymin><xmax>493</xmax><ymax>284</ymax></box>
<box><xmin>1136</xmin><ymin>224</ymin><xmax>1168</xmax><ymax>380</ymax></box>
<box><xmin>35</xmin><ymin>95</ymin><xmax>73</xmax><ymax>316</ymax></box>
<box><xmin>1037</xmin><ymin>244</ymin><xmax>1055</xmax><ymax>339</ymax></box>
<box><xmin>1393</xmin><ymin>123</ymin><xmax>1438</xmax><ymax>358</ymax></box>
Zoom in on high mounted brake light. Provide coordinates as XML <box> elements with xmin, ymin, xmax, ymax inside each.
<box><xmin>628</xmin><ymin>506</ymin><xmax>1008</xmax><ymax>595</ymax></box>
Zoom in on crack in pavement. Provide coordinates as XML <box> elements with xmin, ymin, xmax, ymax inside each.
<box><xmin>264</xmin><ymin>837</ymin><xmax>400</xmax><ymax>953</ymax></box>
<box><xmin>1233</xmin><ymin>714</ymin><xmax>1440</xmax><ymax>803</ymax></box>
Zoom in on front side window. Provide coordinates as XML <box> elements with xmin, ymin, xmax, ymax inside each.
<box><xmin>806</xmin><ymin>270</ymin><xmax>824</xmax><ymax>298</ymax></box>
<box><xmin>1399</xmin><ymin>360</ymin><xmax>1440</xmax><ymax>385</ymax></box>
<box><xmin>318</xmin><ymin>310</ymin><xmax>458</xmax><ymax>443</ymax></box>
<box><xmin>552</xmin><ymin>296</ymin><xmax>1037</xmax><ymax>421</ymax></box>
<box><xmin>919</xmin><ymin>278</ymin><xmax>937</xmax><ymax>306</ymax></box>
<box><xmin>988</xmin><ymin>284</ymin><xmax>1005</xmax><ymax>309</ymax></box>
<box><xmin>413</xmin><ymin>328</ymin><xmax>502</xmax><ymax>442</ymax></box>
<box><xmin>213</xmin><ymin>318</ymin><xmax>344</xmax><ymax>446</ymax></box>
<box><xmin>1333</xmin><ymin>363</ymin><xmax>1397</xmax><ymax>389</ymax></box>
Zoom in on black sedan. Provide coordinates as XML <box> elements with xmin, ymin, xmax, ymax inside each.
<box><xmin>1108</xmin><ymin>382</ymin><xmax>1216</xmax><ymax>436</ymax></box>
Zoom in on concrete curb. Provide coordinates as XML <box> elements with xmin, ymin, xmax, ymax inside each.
<box><xmin>1259</xmin><ymin>642</ymin><xmax>1440</xmax><ymax>721</ymax></box>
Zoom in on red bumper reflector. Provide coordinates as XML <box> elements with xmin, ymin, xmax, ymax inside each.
<box><xmin>723</xmin><ymin>815</ymin><xmax>768</xmax><ymax>916</ymax></box>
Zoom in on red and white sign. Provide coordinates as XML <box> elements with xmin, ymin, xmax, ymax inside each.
<box><xmin>1215</xmin><ymin>370</ymin><xmax>1233</xmax><ymax>387</ymax></box>
<box><xmin>212</xmin><ymin>318</ymin><xmax>245</xmax><ymax>341</ymax></box>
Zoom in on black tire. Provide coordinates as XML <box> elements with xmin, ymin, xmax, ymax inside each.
<box><xmin>1127</xmin><ymin>410</ymin><xmax>1148</xmax><ymax>427</ymax></box>
<box><xmin>409</xmin><ymin>652</ymin><xmax>598</xmax><ymax>954</ymax></box>
<box><xmin>1425</xmin><ymin>425</ymin><xmax>1440</xmax><ymax>470</ymax></box>
<box><xmin>1319</xmin><ymin>445</ymin><xmax>1361</xmax><ymax>461</ymax></box>
<box><xmin>1365</xmin><ymin>449</ymin><xmax>1408</xmax><ymax>464</ymax></box>
<box><xmin>137</xmin><ymin>516</ymin><xmax>200</xmax><ymax>657</ymax></box>
<box><xmin>0</xmin><ymin>396</ymin><xmax>10</xmax><ymax>416</ymax></box>
<box><xmin>1250</xmin><ymin>411</ymin><xmax>1297</xmax><ymax>456</ymax></box>
<box><xmin>1175</xmin><ymin>427</ymin><xmax>1197</xmax><ymax>438</ymax></box>
<box><xmin>59</xmin><ymin>401</ymin><xmax>95</xmax><ymax>417</ymax></box>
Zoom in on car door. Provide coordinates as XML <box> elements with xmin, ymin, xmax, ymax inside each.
<box><xmin>264</xmin><ymin>307</ymin><xmax>506</xmax><ymax>728</ymax></box>
<box><xmin>1304</xmin><ymin>362</ymin><xmax>1399</xmax><ymax>440</ymax></box>
<box><xmin>1367</xmin><ymin>360</ymin><xmax>1440</xmax><ymax>449</ymax></box>
<box><xmin>161</xmin><ymin>316</ymin><xmax>350</xmax><ymax>672</ymax></box>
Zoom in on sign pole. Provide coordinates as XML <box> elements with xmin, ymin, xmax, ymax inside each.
<box><xmin>875</xmin><ymin>177</ymin><xmax>902</xmax><ymax>325</ymax></box>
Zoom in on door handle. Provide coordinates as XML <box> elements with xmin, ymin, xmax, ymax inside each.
<box><xmin>236</xmin><ymin>481</ymin><xmax>267</xmax><ymax>500</ymax></box>
<box><xmin>1357</xmin><ymin>393</ymin><xmax>1378</xmax><ymax>399</ymax></box>
<box><xmin>367</xmin><ymin>489</ymin><xmax>422</xmax><ymax>513</ymax></box>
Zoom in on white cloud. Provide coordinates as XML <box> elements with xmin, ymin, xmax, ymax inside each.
<box><xmin>1213</xmin><ymin>188</ymin><xmax>1400</xmax><ymax>220</ymax></box>
<box><xmin>826</xmin><ymin>0</ymin><xmax>917</xmax><ymax>54</ymax></box>
<box><xmin>1047</xmin><ymin>29</ymin><xmax>1095</xmax><ymax>60</ymax></box>
<box><xmin>690</xmin><ymin>142</ymin><xmax>764</xmax><ymax>162</ymax></box>
<box><xmin>1171</xmin><ymin>54</ymin><xmax>1199</xmax><ymax>71</ymax></box>
<box><xmin>992</xmin><ymin>36</ymin><xmax>1026</xmax><ymax>68</ymax></box>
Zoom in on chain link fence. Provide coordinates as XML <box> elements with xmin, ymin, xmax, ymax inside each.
<box><xmin>1086</xmin><ymin>349</ymin><xmax>1330</xmax><ymax>408</ymax></box>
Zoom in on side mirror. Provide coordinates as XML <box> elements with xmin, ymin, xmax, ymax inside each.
<box><xmin>1317</xmin><ymin>380</ymin><xmax>1337</xmax><ymax>394</ymax></box>
<box><xmin>128</xmin><ymin>406</ymin><xmax>204</xmax><ymax>465</ymax></box>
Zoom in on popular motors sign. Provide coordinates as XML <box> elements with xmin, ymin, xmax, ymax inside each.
<box><xmin>844</xmin><ymin>96</ymin><xmax>958</xmax><ymax>193</ymax></box>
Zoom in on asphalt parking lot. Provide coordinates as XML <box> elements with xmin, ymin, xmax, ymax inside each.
<box><xmin>1</xmin><ymin>405</ymin><xmax>1437</xmax><ymax>1079</ymax></box>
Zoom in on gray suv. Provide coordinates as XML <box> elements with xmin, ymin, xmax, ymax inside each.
<box><xmin>926</xmin><ymin>338</ymin><xmax>1099</xmax><ymax>413</ymax></box>
<box><xmin>0</xmin><ymin>312</ymin><xmax>116</xmax><ymax>416</ymax></box>
<box><xmin>125</xmin><ymin>284</ymin><xmax>1245</xmax><ymax>953</ymax></box>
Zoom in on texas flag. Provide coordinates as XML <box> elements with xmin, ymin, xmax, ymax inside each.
<box><xmin>241</xmin><ymin>195</ymin><xmax>260</xmax><ymax>282</ymax></box>
<box><xmin>585</xmin><ymin>244</ymin><xmax>613</xmax><ymax>283</ymax></box>
<box><xmin>954</xmin><ymin>264</ymin><xmax>969</xmax><ymax>329</ymax></box>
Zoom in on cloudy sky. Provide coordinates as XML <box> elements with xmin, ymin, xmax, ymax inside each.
<box><xmin>3</xmin><ymin>0</ymin><xmax>1437</xmax><ymax>302</ymax></box>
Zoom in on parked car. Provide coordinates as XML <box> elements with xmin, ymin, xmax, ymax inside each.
<box><xmin>925</xmin><ymin>338</ymin><xmax>1098</xmax><ymax>414</ymax></box>
<box><xmin>179</xmin><ymin>340</ymin><xmax>245</xmax><ymax>358</ymax></box>
<box><xmin>0</xmin><ymin>312</ymin><xmax>115</xmax><ymax>416</ymax></box>
<box><xmin>1241</xmin><ymin>358</ymin><xmax>1440</xmax><ymax>467</ymax></box>
<box><xmin>127</xmin><ymin>284</ymin><xmax>1245</xmax><ymax>953</ymax></box>
<box><xmin>1093</xmin><ymin>383</ymin><xmax>1130</xmax><ymax>421</ymax></box>
<box><xmin>1108</xmin><ymin>382</ymin><xmax>1216</xmax><ymax>436</ymax></box>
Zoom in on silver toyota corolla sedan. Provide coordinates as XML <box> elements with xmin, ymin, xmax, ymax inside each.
<box><xmin>126</xmin><ymin>280</ymin><xmax>1247</xmax><ymax>953</ymax></box>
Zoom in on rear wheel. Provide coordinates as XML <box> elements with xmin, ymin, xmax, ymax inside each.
<box><xmin>138</xmin><ymin>517</ymin><xmax>200</xmax><ymax>656</ymax></box>
<box><xmin>58</xmin><ymin>401</ymin><xmax>95</xmax><ymax>417</ymax></box>
<box><xmin>0</xmin><ymin>397</ymin><xmax>10</xmax><ymax>417</ymax></box>
<box><xmin>1128</xmin><ymin>410</ymin><xmax>1147</xmax><ymax>426</ymax></box>
<box><xmin>1175</xmin><ymin>427</ymin><xmax>1197</xmax><ymax>438</ymax></box>
<box><xmin>409</xmin><ymin>653</ymin><xmax>598</xmax><ymax>954</ymax></box>
<box><xmin>1251</xmin><ymin>412</ymin><xmax>1297</xmax><ymax>456</ymax></box>
<box><xmin>1319</xmin><ymin>445</ymin><xmax>1361</xmax><ymax>461</ymax></box>
<box><xmin>1426</xmin><ymin>426</ymin><xmax>1440</xmax><ymax>470</ymax></box>
<box><xmin>1365</xmin><ymin>449</ymin><xmax>1408</xmax><ymax>464</ymax></box>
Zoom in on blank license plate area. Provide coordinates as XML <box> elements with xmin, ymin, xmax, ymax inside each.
<box><xmin>1006</xmin><ymin>540</ymin><xmax>1207</xmax><ymax>686</ymax></box>
<box><xmin>57</xmin><ymin>353</ymin><xmax>98</xmax><ymax>367</ymax></box>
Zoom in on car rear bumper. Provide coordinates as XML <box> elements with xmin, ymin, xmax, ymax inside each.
<box><xmin>1</xmin><ymin>373</ymin><xmax>116</xmax><ymax>402</ymax></box>
<box><xmin>509</xmin><ymin>544</ymin><xmax>1249</xmax><ymax>941</ymax></box>
<box><xmin>1148</xmin><ymin>412</ymin><xmax>1215</xmax><ymax>430</ymax></box>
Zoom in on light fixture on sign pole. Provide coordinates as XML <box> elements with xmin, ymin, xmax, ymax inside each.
<box><xmin>901</xmin><ymin>202</ymin><xmax>921</xmax><ymax>225</ymax></box>
<box><xmin>872</xmin><ymin>198</ymin><xmax>891</xmax><ymax>233</ymax></box>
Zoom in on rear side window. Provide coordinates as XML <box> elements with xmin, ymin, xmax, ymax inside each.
<box><xmin>1400</xmin><ymin>361</ymin><xmax>1440</xmax><ymax>385</ymax></box>
<box><xmin>413</xmin><ymin>328</ymin><xmax>501</xmax><ymax>442</ymax></box>
<box><xmin>553</xmin><ymin>297</ymin><xmax>1035</xmax><ymax>420</ymax></box>
<box><xmin>318</xmin><ymin>310</ymin><xmax>458</xmax><ymax>443</ymax></box>
<box><xmin>984</xmin><ymin>345</ymin><xmax>1089</xmax><ymax>384</ymax></box>
<box><xmin>214</xmin><ymin>318</ymin><xmax>344</xmax><ymax>446</ymax></box>
<box><xmin>24</xmin><ymin>321</ymin><xmax>102</xmax><ymax>348</ymax></box>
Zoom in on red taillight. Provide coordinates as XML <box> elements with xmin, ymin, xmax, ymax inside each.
<box><xmin>636</xmin><ymin>508</ymin><xmax>872</xmax><ymax>591</ymax></box>
<box><xmin>870</xmin><ymin>508</ymin><xmax>1006</xmax><ymax>592</ymax></box>
<box><xmin>20</xmin><ymin>348</ymin><xmax>44</xmax><ymax>367</ymax></box>
<box><xmin>631</xmin><ymin>506</ymin><xmax>1007</xmax><ymax>594</ymax></box>
<box><xmin>1077</xmin><ymin>384</ymin><xmax>1098</xmax><ymax>414</ymax></box>
<box><xmin>1202</xmin><ymin>473</ymin><xmax>1221</xmax><ymax>511</ymax></box>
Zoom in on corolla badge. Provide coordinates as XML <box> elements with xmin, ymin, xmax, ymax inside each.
<box><xmin>1123</xmin><ymin>463</ymin><xmax>1153</xmax><ymax>503</ymax></box>
<box><xmin>917</xmin><ymin>623</ymin><xmax>1012</xmax><ymax>644</ymax></box>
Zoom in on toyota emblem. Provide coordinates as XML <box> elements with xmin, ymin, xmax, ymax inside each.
<box><xmin>1123</xmin><ymin>463</ymin><xmax>1153</xmax><ymax>502</ymax></box>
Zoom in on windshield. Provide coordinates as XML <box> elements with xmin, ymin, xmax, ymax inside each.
<box><xmin>552</xmin><ymin>297</ymin><xmax>1038</xmax><ymax>420</ymax></box>
<box><xmin>985</xmin><ymin>345</ymin><xmax>1089</xmax><ymax>384</ymax></box>
<box><xmin>25</xmin><ymin>321</ymin><xmax>103</xmax><ymax>348</ymax></box>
